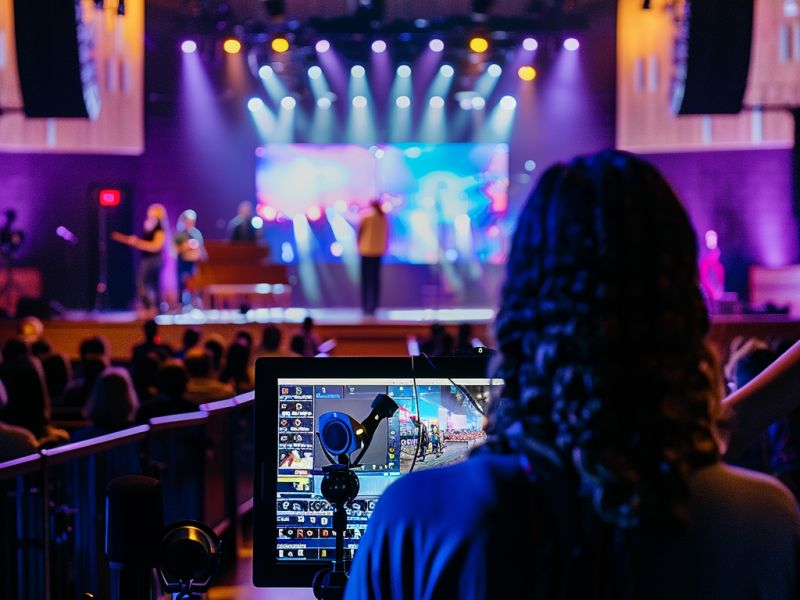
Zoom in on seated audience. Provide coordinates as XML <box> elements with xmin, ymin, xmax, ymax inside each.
<box><xmin>71</xmin><ymin>368</ymin><xmax>139</xmax><ymax>442</ymax></box>
<box><xmin>0</xmin><ymin>379</ymin><xmax>39</xmax><ymax>462</ymax></box>
<box><xmin>132</xmin><ymin>319</ymin><xmax>173</xmax><ymax>365</ymax></box>
<box><xmin>344</xmin><ymin>151</ymin><xmax>800</xmax><ymax>600</ymax></box>
<box><xmin>1</xmin><ymin>338</ymin><xmax>29</xmax><ymax>365</ymax></box>
<box><xmin>131</xmin><ymin>352</ymin><xmax>162</xmax><ymax>409</ymax></box>
<box><xmin>218</xmin><ymin>342</ymin><xmax>254</xmax><ymax>394</ymax></box>
<box><xmin>174</xmin><ymin>327</ymin><xmax>201</xmax><ymax>361</ymax></box>
<box><xmin>253</xmin><ymin>326</ymin><xmax>296</xmax><ymax>359</ymax></box>
<box><xmin>136</xmin><ymin>359</ymin><xmax>197</xmax><ymax>422</ymax></box>
<box><xmin>184</xmin><ymin>348</ymin><xmax>235</xmax><ymax>404</ymax></box>
<box><xmin>41</xmin><ymin>352</ymin><xmax>73</xmax><ymax>401</ymax></box>
<box><xmin>0</xmin><ymin>356</ymin><xmax>69</xmax><ymax>447</ymax></box>
<box><xmin>60</xmin><ymin>354</ymin><xmax>109</xmax><ymax>409</ymax></box>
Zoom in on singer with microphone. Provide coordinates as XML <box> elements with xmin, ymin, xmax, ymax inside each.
<box><xmin>112</xmin><ymin>204</ymin><xmax>169</xmax><ymax>316</ymax></box>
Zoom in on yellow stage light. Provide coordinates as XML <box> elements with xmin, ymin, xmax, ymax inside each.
<box><xmin>272</xmin><ymin>38</ymin><xmax>289</xmax><ymax>53</ymax></box>
<box><xmin>469</xmin><ymin>37</ymin><xmax>488</xmax><ymax>53</ymax></box>
<box><xmin>223</xmin><ymin>39</ymin><xmax>241</xmax><ymax>54</ymax></box>
<box><xmin>518</xmin><ymin>66</ymin><xmax>536</xmax><ymax>81</ymax></box>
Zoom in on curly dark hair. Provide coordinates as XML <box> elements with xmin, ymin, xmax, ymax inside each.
<box><xmin>486</xmin><ymin>150</ymin><xmax>722</xmax><ymax>533</ymax></box>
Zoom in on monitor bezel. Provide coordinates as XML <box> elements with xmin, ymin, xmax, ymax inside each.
<box><xmin>252</xmin><ymin>355</ymin><xmax>493</xmax><ymax>588</ymax></box>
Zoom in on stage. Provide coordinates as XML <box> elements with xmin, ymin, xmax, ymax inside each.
<box><xmin>1</xmin><ymin>309</ymin><xmax>799</xmax><ymax>362</ymax></box>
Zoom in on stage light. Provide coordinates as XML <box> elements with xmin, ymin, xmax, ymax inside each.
<box><xmin>316</xmin><ymin>40</ymin><xmax>330</xmax><ymax>53</ymax></box>
<box><xmin>522</xmin><ymin>38</ymin><xmax>538</xmax><ymax>51</ymax></box>
<box><xmin>352</xmin><ymin>95</ymin><xmax>367</xmax><ymax>108</ymax></box>
<box><xmin>223</xmin><ymin>39</ymin><xmax>241</xmax><ymax>54</ymax></box>
<box><xmin>334</xmin><ymin>200</ymin><xmax>347</xmax><ymax>212</ymax></box>
<box><xmin>381</xmin><ymin>201</ymin><xmax>393</xmax><ymax>213</ymax></box>
<box><xmin>317</xmin><ymin>97</ymin><xmax>332</xmax><ymax>109</ymax></box>
<box><xmin>259</xmin><ymin>65</ymin><xmax>274</xmax><ymax>79</ymax></box>
<box><xmin>525</xmin><ymin>160</ymin><xmax>536</xmax><ymax>171</ymax></box>
<box><xmin>99</xmin><ymin>189</ymin><xmax>121</xmax><ymax>206</ymax></box>
<box><xmin>308</xmin><ymin>66</ymin><xmax>322</xmax><ymax>79</ymax></box>
<box><xmin>272</xmin><ymin>37</ymin><xmax>289</xmax><ymax>53</ymax></box>
<box><xmin>455</xmin><ymin>213</ymin><xmax>471</xmax><ymax>234</ymax></box>
<box><xmin>518</xmin><ymin>66</ymin><xmax>536</xmax><ymax>81</ymax></box>
<box><xmin>469</xmin><ymin>37</ymin><xmax>488</xmax><ymax>53</ymax></box>
<box><xmin>307</xmin><ymin>206</ymin><xmax>322</xmax><ymax>221</ymax></box>
<box><xmin>281</xmin><ymin>242</ymin><xmax>294</xmax><ymax>262</ymax></box>
<box><xmin>375</xmin><ymin>148</ymin><xmax>385</xmax><ymax>159</ymax></box>
<box><xmin>487</xmin><ymin>64</ymin><xmax>502</xmax><ymax>77</ymax></box>
<box><xmin>372</xmin><ymin>40</ymin><xmax>387</xmax><ymax>53</ymax></box>
<box><xmin>422</xmin><ymin>196</ymin><xmax>435</xmax><ymax>208</ymax></box>
<box><xmin>440</xmin><ymin>64</ymin><xmax>454</xmax><ymax>78</ymax></box>
<box><xmin>255</xmin><ymin>147</ymin><xmax>266</xmax><ymax>157</ymax></box>
<box><xmin>351</xmin><ymin>65</ymin><xmax>366</xmax><ymax>78</ymax></box>
<box><xmin>330</xmin><ymin>242</ymin><xmax>344</xmax><ymax>257</ymax></box>
<box><xmin>181</xmin><ymin>40</ymin><xmax>197</xmax><ymax>54</ymax></box>
<box><xmin>251</xmin><ymin>216</ymin><xmax>264</xmax><ymax>229</ymax></box>
<box><xmin>247</xmin><ymin>97</ymin><xmax>264</xmax><ymax>111</ymax></box>
<box><xmin>281</xmin><ymin>96</ymin><xmax>296</xmax><ymax>109</ymax></box>
<box><xmin>261</xmin><ymin>206</ymin><xmax>277</xmax><ymax>221</ymax></box>
<box><xmin>459</xmin><ymin>98</ymin><xmax>473</xmax><ymax>110</ymax></box>
<box><xmin>396</xmin><ymin>95</ymin><xmax>410</xmax><ymax>108</ymax></box>
<box><xmin>500</xmin><ymin>95</ymin><xmax>517</xmax><ymax>110</ymax></box>
<box><xmin>429</xmin><ymin>96</ymin><xmax>444</xmax><ymax>108</ymax></box>
<box><xmin>397</xmin><ymin>65</ymin><xmax>411</xmax><ymax>78</ymax></box>
<box><xmin>471</xmin><ymin>96</ymin><xmax>485</xmax><ymax>109</ymax></box>
<box><xmin>487</xmin><ymin>224</ymin><xmax>500</xmax><ymax>238</ymax></box>
<box><xmin>405</xmin><ymin>147</ymin><xmax>422</xmax><ymax>158</ymax></box>
<box><xmin>429</xmin><ymin>39</ymin><xmax>444</xmax><ymax>52</ymax></box>
<box><xmin>564</xmin><ymin>38</ymin><xmax>580</xmax><ymax>51</ymax></box>
<box><xmin>445</xmin><ymin>249</ymin><xmax>458</xmax><ymax>262</ymax></box>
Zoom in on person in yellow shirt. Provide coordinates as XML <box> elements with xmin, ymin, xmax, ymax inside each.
<box><xmin>357</xmin><ymin>200</ymin><xmax>389</xmax><ymax>315</ymax></box>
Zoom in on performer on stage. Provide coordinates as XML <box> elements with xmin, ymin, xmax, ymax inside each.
<box><xmin>228</xmin><ymin>201</ymin><xmax>257</xmax><ymax>241</ymax></box>
<box><xmin>358</xmin><ymin>200</ymin><xmax>389</xmax><ymax>315</ymax></box>
<box><xmin>173</xmin><ymin>210</ymin><xmax>206</xmax><ymax>307</ymax></box>
<box><xmin>112</xmin><ymin>204</ymin><xmax>169</xmax><ymax>314</ymax></box>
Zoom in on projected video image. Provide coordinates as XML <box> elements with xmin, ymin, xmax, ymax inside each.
<box><xmin>255</xmin><ymin>143</ymin><xmax>510</xmax><ymax>265</ymax></box>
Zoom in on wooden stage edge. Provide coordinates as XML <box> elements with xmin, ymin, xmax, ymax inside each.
<box><xmin>1</xmin><ymin>311</ymin><xmax>799</xmax><ymax>361</ymax></box>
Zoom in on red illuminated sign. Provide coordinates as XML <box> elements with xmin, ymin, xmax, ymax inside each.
<box><xmin>99</xmin><ymin>189</ymin><xmax>121</xmax><ymax>206</ymax></box>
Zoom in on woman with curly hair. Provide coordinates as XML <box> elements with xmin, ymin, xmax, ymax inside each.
<box><xmin>343</xmin><ymin>151</ymin><xmax>800</xmax><ymax>600</ymax></box>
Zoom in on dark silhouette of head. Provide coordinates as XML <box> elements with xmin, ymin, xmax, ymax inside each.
<box><xmin>1</xmin><ymin>356</ymin><xmax>52</xmax><ymax>438</ymax></box>
<box><xmin>204</xmin><ymin>337</ymin><xmax>225</xmax><ymax>373</ymax></box>
<box><xmin>182</xmin><ymin>328</ymin><xmax>201</xmax><ymax>350</ymax></box>
<box><xmin>86</xmin><ymin>368</ymin><xmax>139</xmax><ymax>429</ymax></box>
<box><xmin>155</xmin><ymin>360</ymin><xmax>188</xmax><ymax>402</ymax></box>
<box><xmin>235</xmin><ymin>330</ymin><xmax>253</xmax><ymax>348</ymax></box>
<box><xmin>261</xmin><ymin>326</ymin><xmax>282</xmax><ymax>352</ymax></box>
<box><xmin>41</xmin><ymin>353</ymin><xmax>72</xmax><ymax>399</ymax></box>
<box><xmin>2</xmin><ymin>338</ymin><xmax>29</xmax><ymax>363</ymax></box>
<box><xmin>132</xmin><ymin>353</ymin><xmax>162</xmax><ymax>402</ymax></box>
<box><xmin>143</xmin><ymin>320</ymin><xmax>158</xmax><ymax>343</ymax></box>
<box><xmin>488</xmin><ymin>150</ymin><xmax>720</xmax><ymax>532</ymax></box>
<box><xmin>290</xmin><ymin>335</ymin><xmax>306</xmax><ymax>356</ymax></box>
<box><xmin>80</xmin><ymin>336</ymin><xmax>109</xmax><ymax>360</ymax></box>
<box><xmin>302</xmin><ymin>317</ymin><xmax>314</xmax><ymax>332</ymax></box>
<box><xmin>220</xmin><ymin>342</ymin><xmax>251</xmax><ymax>384</ymax></box>
<box><xmin>184</xmin><ymin>348</ymin><xmax>213</xmax><ymax>379</ymax></box>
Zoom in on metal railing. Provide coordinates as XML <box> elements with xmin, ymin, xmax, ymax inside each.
<box><xmin>0</xmin><ymin>392</ymin><xmax>254</xmax><ymax>600</ymax></box>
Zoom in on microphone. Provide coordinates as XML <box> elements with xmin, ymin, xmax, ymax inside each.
<box><xmin>106</xmin><ymin>475</ymin><xmax>164</xmax><ymax>600</ymax></box>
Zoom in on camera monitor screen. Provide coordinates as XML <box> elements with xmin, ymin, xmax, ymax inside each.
<box><xmin>253</xmin><ymin>356</ymin><xmax>501</xmax><ymax>587</ymax></box>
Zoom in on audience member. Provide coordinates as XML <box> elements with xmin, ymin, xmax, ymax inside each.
<box><xmin>31</xmin><ymin>339</ymin><xmax>52</xmax><ymax>358</ymax></box>
<box><xmin>41</xmin><ymin>353</ymin><xmax>73</xmax><ymax>400</ymax></box>
<box><xmin>203</xmin><ymin>335</ymin><xmax>225</xmax><ymax>374</ymax></box>
<box><xmin>253</xmin><ymin>326</ymin><xmax>296</xmax><ymax>359</ymax></box>
<box><xmin>218</xmin><ymin>342</ymin><xmax>254</xmax><ymax>394</ymax></box>
<box><xmin>1</xmin><ymin>338</ymin><xmax>29</xmax><ymax>365</ymax></box>
<box><xmin>456</xmin><ymin>322</ymin><xmax>474</xmax><ymax>353</ymax></box>
<box><xmin>136</xmin><ymin>360</ymin><xmax>196</xmax><ymax>422</ymax></box>
<box><xmin>344</xmin><ymin>150</ymin><xmax>800</xmax><ymax>600</ymax></box>
<box><xmin>17</xmin><ymin>315</ymin><xmax>44</xmax><ymax>345</ymax></box>
<box><xmin>174</xmin><ymin>327</ymin><xmax>201</xmax><ymax>361</ymax></box>
<box><xmin>131</xmin><ymin>352</ymin><xmax>162</xmax><ymax>409</ymax></box>
<box><xmin>419</xmin><ymin>323</ymin><xmax>454</xmax><ymax>357</ymax></box>
<box><xmin>184</xmin><ymin>348</ymin><xmax>235</xmax><ymax>404</ymax></box>
<box><xmin>132</xmin><ymin>319</ymin><xmax>173</xmax><ymax>365</ymax></box>
<box><xmin>235</xmin><ymin>330</ymin><xmax>253</xmax><ymax>349</ymax></box>
<box><xmin>0</xmin><ymin>356</ymin><xmax>69</xmax><ymax>447</ymax></box>
<box><xmin>0</xmin><ymin>379</ymin><xmax>39</xmax><ymax>462</ymax></box>
<box><xmin>71</xmin><ymin>368</ymin><xmax>139</xmax><ymax>442</ymax></box>
<box><xmin>291</xmin><ymin>317</ymin><xmax>321</xmax><ymax>357</ymax></box>
<box><xmin>60</xmin><ymin>354</ymin><xmax>109</xmax><ymax>408</ymax></box>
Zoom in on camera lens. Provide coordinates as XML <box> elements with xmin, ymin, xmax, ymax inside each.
<box><xmin>323</xmin><ymin>420</ymin><xmax>350</xmax><ymax>453</ymax></box>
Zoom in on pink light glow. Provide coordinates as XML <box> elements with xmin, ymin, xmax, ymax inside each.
<box><xmin>306</xmin><ymin>206</ymin><xmax>322</xmax><ymax>221</ymax></box>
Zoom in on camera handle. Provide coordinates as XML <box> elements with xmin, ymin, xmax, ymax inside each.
<box><xmin>313</xmin><ymin>464</ymin><xmax>360</xmax><ymax>600</ymax></box>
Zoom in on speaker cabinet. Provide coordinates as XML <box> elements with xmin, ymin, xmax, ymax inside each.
<box><xmin>671</xmin><ymin>0</ymin><xmax>755</xmax><ymax>115</ymax></box>
<box><xmin>13</xmin><ymin>0</ymin><xmax>100</xmax><ymax>118</ymax></box>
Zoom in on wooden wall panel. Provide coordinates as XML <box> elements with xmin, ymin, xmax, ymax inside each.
<box><xmin>0</xmin><ymin>0</ymin><xmax>144</xmax><ymax>154</ymax></box>
<box><xmin>617</xmin><ymin>0</ymin><xmax>794</xmax><ymax>153</ymax></box>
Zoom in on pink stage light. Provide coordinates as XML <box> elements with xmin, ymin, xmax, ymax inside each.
<box><xmin>255</xmin><ymin>146</ymin><xmax>266</xmax><ymax>157</ymax></box>
<box><xmin>307</xmin><ymin>206</ymin><xmax>322</xmax><ymax>221</ymax></box>
<box><xmin>259</xmin><ymin>205</ymin><xmax>278</xmax><ymax>221</ymax></box>
<box><xmin>316</xmin><ymin>40</ymin><xmax>330</xmax><ymax>53</ymax></box>
<box><xmin>181</xmin><ymin>40</ymin><xmax>197</xmax><ymax>54</ymax></box>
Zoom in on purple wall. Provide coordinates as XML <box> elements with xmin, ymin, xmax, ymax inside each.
<box><xmin>645</xmin><ymin>148</ymin><xmax>797</xmax><ymax>300</ymax></box>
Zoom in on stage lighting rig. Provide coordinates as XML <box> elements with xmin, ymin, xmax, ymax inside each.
<box><xmin>312</xmin><ymin>393</ymin><xmax>399</xmax><ymax>600</ymax></box>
